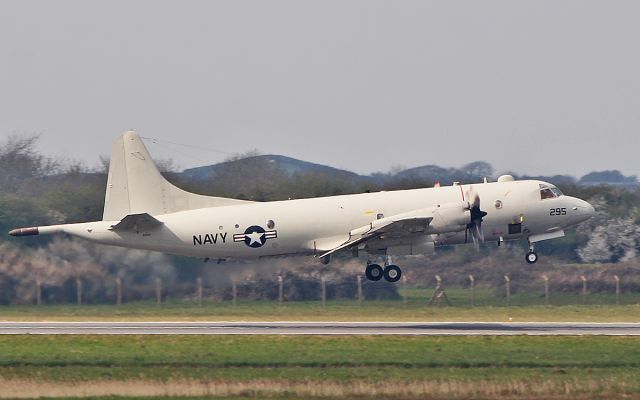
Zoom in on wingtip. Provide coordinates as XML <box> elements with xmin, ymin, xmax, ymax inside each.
<box><xmin>8</xmin><ymin>227</ymin><xmax>39</xmax><ymax>237</ymax></box>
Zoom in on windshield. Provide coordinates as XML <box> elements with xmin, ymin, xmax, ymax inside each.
<box><xmin>540</xmin><ymin>184</ymin><xmax>563</xmax><ymax>200</ymax></box>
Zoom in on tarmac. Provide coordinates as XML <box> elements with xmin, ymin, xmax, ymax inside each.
<box><xmin>1</xmin><ymin>321</ymin><xmax>639</xmax><ymax>335</ymax></box>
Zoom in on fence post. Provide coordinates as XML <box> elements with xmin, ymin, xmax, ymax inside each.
<box><xmin>197</xmin><ymin>277</ymin><xmax>203</xmax><ymax>307</ymax></box>
<box><xmin>614</xmin><ymin>275</ymin><xmax>620</xmax><ymax>306</ymax></box>
<box><xmin>35</xmin><ymin>280</ymin><xmax>42</xmax><ymax>306</ymax></box>
<box><xmin>468</xmin><ymin>275</ymin><xmax>475</xmax><ymax>307</ymax></box>
<box><xmin>278</xmin><ymin>275</ymin><xmax>283</xmax><ymax>306</ymax></box>
<box><xmin>116</xmin><ymin>277</ymin><xmax>122</xmax><ymax>305</ymax></box>
<box><xmin>504</xmin><ymin>275</ymin><xmax>510</xmax><ymax>307</ymax></box>
<box><xmin>155</xmin><ymin>277</ymin><xmax>162</xmax><ymax>305</ymax></box>
<box><xmin>76</xmin><ymin>278</ymin><xmax>82</xmax><ymax>306</ymax></box>
<box><xmin>232</xmin><ymin>279</ymin><xmax>237</xmax><ymax>306</ymax></box>
<box><xmin>321</xmin><ymin>276</ymin><xmax>327</xmax><ymax>307</ymax></box>
<box><xmin>581</xmin><ymin>275</ymin><xmax>588</xmax><ymax>305</ymax></box>
<box><xmin>357</xmin><ymin>275</ymin><xmax>363</xmax><ymax>305</ymax></box>
<box><xmin>542</xmin><ymin>275</ymin><xmax>549</xmax><ymax>306</ymax></box>
<box><xmin>401</xmin><ymin>274</ymin><xmax>407</xmax><ymax>306</ymax></box>
<box><xmin>428</xmin><ymin>275</ymin><xmax>451</xmax><ymax>307</ymax></box>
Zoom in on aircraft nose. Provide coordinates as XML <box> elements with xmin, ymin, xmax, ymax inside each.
<box><xmin>585</xmin><ymin>201</ymin><xmax>595</xmax><ymax>218</ymax></box>
<box><xmin>571</xmin><ymin>199</ymin><xmax>595</xmax><ymax>223</ymax></box>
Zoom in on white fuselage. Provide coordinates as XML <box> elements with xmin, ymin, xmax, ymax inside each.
<box><xmin>55</xmin><ymin>179</ymin><xmax>594</xmax><ymax>260</ymax></box>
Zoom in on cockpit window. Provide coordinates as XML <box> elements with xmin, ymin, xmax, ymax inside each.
<box><xmin>540</xmin><ymin>184</ymin><xmax>562</xmax><ymax>200</ymax></box>
<box><xmin>550</xmin><ymin>186</ymin><xmax>563</xmax><ymax>197</ymax></box>
<box><xmin>540</xmin><ymin>188</ymin><xmax>555</xmax><ymax>199</ymax></box>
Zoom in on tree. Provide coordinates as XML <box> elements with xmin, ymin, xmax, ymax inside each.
<box><xmin>0</xmin><ymin>134</ymin><xmax>57</xmax><ymax>193</ymax></box>
<box><xmin>461</xmin><ymin>161</ymin><xmax>494</xmax><ymax>180</ymax></box>
<box><xmin>578</xmin><ymin>219</ymin><xmax>640</xmax><ymax>263</ymax></box>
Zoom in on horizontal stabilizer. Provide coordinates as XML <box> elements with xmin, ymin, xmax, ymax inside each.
<box><xmin>111</xmin><ymin>213</ymin><xmax>163</xmax><ymax>232</ymax></box>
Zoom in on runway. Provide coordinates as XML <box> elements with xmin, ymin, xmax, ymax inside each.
<box><xmin>0</xmin><ymin>322</ymin><xmax>639</xmax><ymax>335</ymax></box>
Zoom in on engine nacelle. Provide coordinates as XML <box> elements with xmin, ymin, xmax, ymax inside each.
<box><xmin>429</xmin><ymin>202</ymin><xmax>471</xmax><ymax>234</ymax></box>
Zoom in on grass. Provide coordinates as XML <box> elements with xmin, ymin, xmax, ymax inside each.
<box><xmin>3</xmin><ymin>335</ymin><xmax>639</xmax><ymax>369</ymax></box>
<box><xmin>0</xmin><ymin>335</ymin><xmax>639</xmax><ymax>399</ymax></box>
<box><xmin>1</xmin><ymin>288</ymin><xmax>637</xmax><ymax>398</ymax></box>
<box><xmin>2</xmin><ymin>283</ymin><xmax>638</xmax><ymax>322</ymax></box>
<box><xmin>0</xmin><ymin>297</ymin><xmax>639</xmax><ymax>322</ymax></box>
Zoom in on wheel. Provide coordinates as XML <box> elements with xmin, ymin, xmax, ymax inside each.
<box><xmin>365</xmin><ymin>263</ymin><xmax>384</xmax><ymax>281</ymax></box>
<box><xmin>383</xmin><ymin>264</ymin><xmax>402</xmax><ymax>283</ymax></box>
<box><xmin>525</xmin><ymin>251</ymin><xmax>538</xmax><ymax>264</ymax></box>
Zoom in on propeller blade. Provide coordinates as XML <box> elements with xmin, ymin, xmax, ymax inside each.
<box><xmin>474</xmin><ymin>220</ymin><xmax>485</xmax><ymax>243</ymax></box>
<box><xmin>470</xmin><ymin>227</ymin><xmax>480</xmax><ymax>250</ymax></box>
<box><xmin>465</xmin><ymin>187</ymin><xmax>486</xmax><ymax>250</ymax></box>
<box><xmin>472</xmin><ymin>193</ymin><xmax>481</xmax><ymax>209</ymax></box>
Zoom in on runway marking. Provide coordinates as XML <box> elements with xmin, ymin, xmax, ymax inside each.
<box><xmin>0</xmin><ymin>322</ymin><xmax>639</xmax><ymax>335</ymax></box>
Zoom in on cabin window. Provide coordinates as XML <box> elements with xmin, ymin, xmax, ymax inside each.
<box><xmin>266</xmin><ymin>220</ymin><xmax>275</xmax><ymax>229</ymax></box>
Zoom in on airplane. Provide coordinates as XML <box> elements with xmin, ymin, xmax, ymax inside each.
<box><xmin>9</xmin><ymin>131</ymin><xmax>595</xmax><ymax>283</ymax></box>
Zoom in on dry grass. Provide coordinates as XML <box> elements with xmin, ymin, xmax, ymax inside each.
<box><xmin>2</xmin><ymin>336</ymin><xmax>639</xmax><ymax>399</ymax></box>
<box><xmin>0</xmin><ymin>377</ymin><xmax>637</xmax><ymax>399</ymax></box>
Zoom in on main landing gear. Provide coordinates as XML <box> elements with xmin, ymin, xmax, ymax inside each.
<box><xmin>365</xmin><ymin>258</ymin><xmax>402</xmax><ymax>283</ymax></box>
<box><xmin>526</xmin><ymin>241</ymin><xmax>538</xmax><ymax>264</ymax></box>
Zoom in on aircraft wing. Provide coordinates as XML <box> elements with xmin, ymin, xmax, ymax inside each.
<box><xmin>111</xmin><ymin>213</ymin><xmax>163</xmax><ymax>232</ymax></box>
<box><xmin>319</xmin><ymin>215</ymin><xmax>433</xmax><ymax>259</ymax></box>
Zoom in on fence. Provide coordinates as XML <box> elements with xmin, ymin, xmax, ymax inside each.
<box><xmin>16</xmin><ymin>273</ymin><xmax>637</xmax><ymax>307</ymax></box>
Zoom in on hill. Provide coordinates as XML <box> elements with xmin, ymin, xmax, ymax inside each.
<box><xmin>182</xmin><ymin>156</ymin><xmax>638</xmax><ymax>189</ymax></box>
<box><xmin>181</xmin><ymin>154</ymin><xmax>366</xmax><ymax>182</ymax></box>
<box><xmin>579</xmin><ymin>170</ymin><xmax>639</xmax><ymax>188</ymax></box>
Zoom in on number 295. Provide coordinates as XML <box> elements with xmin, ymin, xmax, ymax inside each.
<box><xmin>550</xmin><ymin>208</ymin><xmax>566</xmax><ymax>216</ymax></box>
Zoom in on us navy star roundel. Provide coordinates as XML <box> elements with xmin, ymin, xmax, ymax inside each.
<box><xmin>233</xmin><ymin>225</ymin><xmax>278</xmax><ymax>248</ymax></box>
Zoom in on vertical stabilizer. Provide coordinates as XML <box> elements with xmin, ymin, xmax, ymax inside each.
<box><xmin>103</xmin><ymin>131</ymin><xmax>251</xmax><ymax>221</ymax></box>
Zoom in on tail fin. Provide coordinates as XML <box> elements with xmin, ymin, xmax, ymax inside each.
<box><xmin>103</xmin><ymin>131</ymin><xmax>251</xmax><ymax>220</ymax></box>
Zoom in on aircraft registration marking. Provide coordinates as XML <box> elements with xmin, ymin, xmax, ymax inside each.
<box><xmin>193</xmin><ymin>233</ymin><xmax>228</xmax><ymax>246</ymax></box>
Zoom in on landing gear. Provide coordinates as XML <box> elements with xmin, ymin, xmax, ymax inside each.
<box><xmin>383</xmin><ymin>264</ymin><xmax>402</xmax><ymax>283</ymax></box>
<box><xmin>365</xmin><ymin>263</ymin><xmax>384</xmax><ymax>281</ymax></box>
<box><xmin>365</xmin><ymin>259</ymin><xmax>403</xmax><ymax>283</ymax></box>
<box><xmin>526</xmin><ymin>251</ymin><xmax>538</xmax><ymax>264</ymax></box>
<box><xmin>526</xmin><ymin>241</ymin><xmax>538</xmax><ymax>264</ymax></box>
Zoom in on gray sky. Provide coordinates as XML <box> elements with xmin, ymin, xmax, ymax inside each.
<box><xmin>1</xmin><ymin>1</ymin><xmax>639</xmax><ymax>178</ymax></box>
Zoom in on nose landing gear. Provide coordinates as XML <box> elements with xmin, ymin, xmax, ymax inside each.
<box><xmin>365</xmin><ymin>258</ymin><xmax>402</xmax><ymax>283</ymax></box>
<box><xmin>526</xmin><ymin>242</ymin><xmax>538</xmax><ymax>264</ymax></box>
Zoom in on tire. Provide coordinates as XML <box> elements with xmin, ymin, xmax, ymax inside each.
<box><xmin>365</xmin><ymin>263</ymin><xmax>384</xmax><ymax>281</ymax></box>
<box><xmin>525</xmin><ymin>251</ymin><xmax>538</xmax><ymax>264</ymax></box>
<box><xmin>383</xmin><ymin>264</ymin><xmax>402</xmax><ymax>283</ymax></box>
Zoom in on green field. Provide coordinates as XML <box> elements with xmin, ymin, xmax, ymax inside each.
<box><xmin>2</xmin><ymin>291</ymin><xmax>637</xmax><ymax>399</ymax></box>
<box><xmin>3</xmin><ymin>283</ymin><xmax>638</xmax><ymax>322</ymax></box>
<box><xmin>1</xmin><ymin>298</ymin><xmax>639</xmax><ymax>322</ymax></box>
<box><xmin>0</xmin><ymin>335</ymin><xmax>639</xmax><ymax>399</ymax></box>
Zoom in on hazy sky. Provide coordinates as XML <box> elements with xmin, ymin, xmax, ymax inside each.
<box><xmin>1</xmin><ymin>1</ymin><xmax>639</xmax><ymax>178</ymax></box>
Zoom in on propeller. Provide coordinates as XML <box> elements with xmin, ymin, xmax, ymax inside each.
<box><xmin>465</xmin><ymin>188</ymin><xmax>488</xmax><ymax>250</ymax></box>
